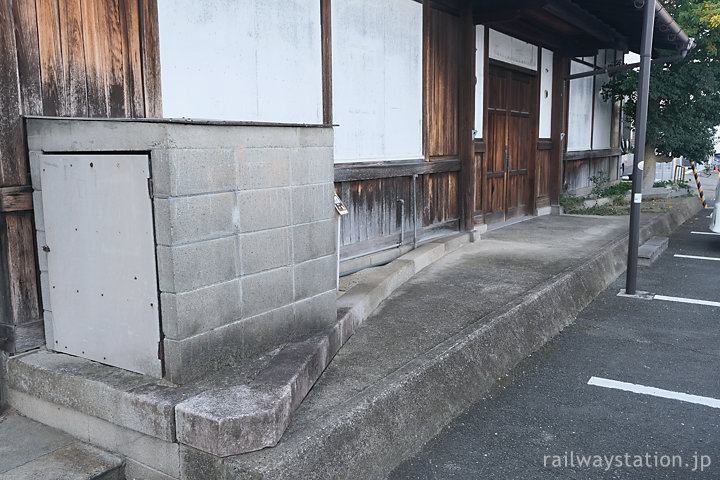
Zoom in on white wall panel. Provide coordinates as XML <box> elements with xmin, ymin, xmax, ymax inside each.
<box><xmin>332</xmin><ymin>0</ymin><xmax>423</xmax><ymax>162</ymax></box>
<box><xmin>489</xmin><ymin>30</ymin><xmax>537</xmax><ymax>71</ymax></box>
<box><xmin>593</xmin><ymin>52</ymin><xmax>612</xmax><ymax>149</ymax></box>
<box><xmin>567</xmin><ymin>60</ymin><xmax>593</xmax><ymax>151</ymax></box>
<box><xmin>475</xmin><ymin>25</ymin><xmax>485</xmax><ymax>137</ymax></box>
<box><xmin>157</xmin><ymin>0</ymin><xmax>322</xmax><ymax>124</ymax></box>
<box><xmin>539</xmin><ymin>49</ymin><xmax>553</xmax><ymax>138</ymax></box>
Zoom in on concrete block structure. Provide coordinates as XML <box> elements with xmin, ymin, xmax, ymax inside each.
<box><xmin>27</xmin><ymin>118</ymin><xmax>336</xmax><ymax>384</ymax></box>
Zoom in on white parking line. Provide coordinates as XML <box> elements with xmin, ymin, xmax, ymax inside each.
<box><xmin>691</xmin><ymin>231</ymin><xmax>720</xmax><ymax>236</ymax></box>
<box><xmin>654</xmin><ymin>294</ymin><xmax>720</xmax><ymax>308</ymax></box>
<box><xmin>588</xmin><ymin>377</ymin><xmax>720</xmax><ymax>409</ymax></box>
<box><xmin>674</xmin><ymin>254</ymin><xmax>720</xmax><ymax>262</ymax></box>
<box><xmin>618</xmin><ymin>290</ymin><xmax>720</xmax><ymax>307</ymax></box>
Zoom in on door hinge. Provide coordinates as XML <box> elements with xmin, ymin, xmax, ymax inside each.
<box><xmin>147</xmin><ymin>178</ymin><xmax>154</xmax><ymax>199</ymax></box>
<box><xmin>158</xmin><ymin>339</ymin><xmax>164</xmax><ymax>361</ymax></box>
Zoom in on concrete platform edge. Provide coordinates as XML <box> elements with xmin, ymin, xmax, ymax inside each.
<box><xmin>215</xmin><ymin>197</ymin><xmax>701</xmax><ymax>479</ymax></box>
<box><xmin>175</xmin><ymin>235</ymin><xmax>473</xmax><ymax>455</ymax></box>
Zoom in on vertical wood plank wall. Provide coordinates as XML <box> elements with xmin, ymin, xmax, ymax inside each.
<box><xmin>564</xmin><ymin>154</ymin><xmax>620</xmax><ymax>192</ymax></box>
<box><xmin>426</xmin><ymin>8</ymin><xmax>460</xmax><ymax>160</ymax></box>
<box><xmin>473</xmin><ymin>143</ymin><xmax>485</xmax><ymax>216</ymax></box>
<box><xmin>424</xmin><ymin>6</ymin><xmax>462</xmax><ymax>230</ymax></box>
<box><xmin>0</xmin><ymin>0</ymin><xmax>161</xmax><ymax>353</ymax></box>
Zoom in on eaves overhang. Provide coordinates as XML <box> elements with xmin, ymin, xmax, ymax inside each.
<box><xmin>472</xmin><ymin>0</ymin><xmax>692</xmax><ymax>58</ymax></box>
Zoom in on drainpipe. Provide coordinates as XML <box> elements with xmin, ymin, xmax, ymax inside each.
<box><xmin>340</xmin><ymin>198</ymin><xmax>407</xmax><ymax>263</ymax></box>
<box><xmin>625</xmin><ymin>0</ymin><xmax>655</xmax><ymax>296</ymax></box>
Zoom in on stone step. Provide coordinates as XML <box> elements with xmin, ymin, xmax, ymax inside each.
<box><xmin>0</xmin><ymin>412</ymin><xmax>124</xmax><ymax>480</ymax></box>
<box><xmin>638</xmin><ymin>235</ymin><xmax>669</xmax><ymax>266</ymax></box>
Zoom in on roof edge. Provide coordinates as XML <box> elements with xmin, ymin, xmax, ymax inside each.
<box><xmin>654</xmin><ymin>1</ymin><xmax>693</xmax><ymax>54</ymax></box>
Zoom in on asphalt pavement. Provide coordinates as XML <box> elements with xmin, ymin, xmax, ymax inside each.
<box><xmin>390</xmin><ymin>198</ymin><xmax>720</xmax><ymax>479</ymax></box>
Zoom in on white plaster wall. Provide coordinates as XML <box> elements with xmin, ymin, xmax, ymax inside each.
<box><xmin>567</xmin><ymin>60</ymin><xmax>593</xmax><ymax>151</ymax></box>
<box><xmin>489</xmin><ymin>30</ymin><xmax>537</xmax><ymax>71</ymax></box>
<box><xmin>157</xmin><ymin>0</ymin><xmax>322</xmax><ymax>124</ymax></box>
<box><xmin>332</xmin><ymin>0</ymin><xmax>423</xmax><ymax>162</ymax></box>
<box><xmin>474</xmin><ymin>25</ymin><xmax>485</xmax><ymax>138</ymax></box>
<box><xmin>539</xmin><ymin>49</ymin><xmax>553</xmax><ymax>138</ymax></box>
<box><xmin>593</xmin><ymin>50</ymin><xmax>612</xmax><ymax>149</ymax></box>
<box><xmin>625</xmin><ymin>52</ymin><xmax>641</xmax><ymax>63</ymax></box>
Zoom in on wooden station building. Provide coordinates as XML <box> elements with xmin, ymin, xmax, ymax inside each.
<box><xmin>0</xmin><ymin>0</ymin><xmax>690</xmax><ymax>355</ymax></box>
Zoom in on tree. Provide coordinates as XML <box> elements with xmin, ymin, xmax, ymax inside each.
<box><xmin>603</xmin><ymin>0</ymin><xmax>720</xmax><ymax>189</ymax></box>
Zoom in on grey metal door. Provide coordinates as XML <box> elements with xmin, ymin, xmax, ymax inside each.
<box><xmin>40</xmin><ymin>154</ymin><xmax>162</xmax><ymax>377</ymax></box>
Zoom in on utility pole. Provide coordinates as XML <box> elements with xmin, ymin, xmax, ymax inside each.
<box><xmin>625</xmin><ymin>0</ymin><xmax>655</xmax><ymax>295</ymax></box>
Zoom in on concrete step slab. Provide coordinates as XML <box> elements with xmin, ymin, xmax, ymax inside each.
<box><xmin>0</xmin><ymin>443</ymin><xmax>123</xmax><ymax>480</ymax></box>
<box><xmin>0</xmin><ymin>412</ymin><xmax>123</xmax><ymax>480</ymax></box>
<box><xmin>0</xmin><ymin>410</ymin><xmax>74</xmax><ymax>474</ymax></box>
<box><xmin>638</xmin><ymin>235</ymin><xmax>669</xmax><ymax>266</ymax></box>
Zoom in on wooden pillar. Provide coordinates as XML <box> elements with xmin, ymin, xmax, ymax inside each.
<box><xmin>320</xmin><ymin>0</ymin><xmax>332</xmax><ymax>125</ymax></box>
<box><xmin>458</xmin><ymin>4</ymin><xmax>476</xmax><ymax>231</ymax></box>
<box><xmin>422</xmin><ymin>0</ymin><xmax>430</xmax><ymax>163</ymax></box>
<box><xmin>549</xmin><ymin>55</ymin><xmax>569</xmax><ymax>207</ymax></box>
<box><xmin>140</xmin><ymin>0</ymin><xmax>162</xmax><ymax>118</ymax></box>
<box><xmin>0</xmin><ymin>0</ymin><xmax>42</xmax><ymax>354</ymax></box>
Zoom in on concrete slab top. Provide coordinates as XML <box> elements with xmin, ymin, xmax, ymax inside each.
<box><xmin>0</xmin><ymin>411</ymin><xmax>74</xmax><ymax>474</ymax></box>
<box><xmin>7</xmin><ymin>345</ymin><xmax>280</xmax><ymax>443</ymax></box>
<box><xmin>225</xmin><ymin>196</ymin><xmax>702</xmax><ymax>479</ymax></box>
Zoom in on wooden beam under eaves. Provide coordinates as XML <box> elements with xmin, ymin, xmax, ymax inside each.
<box><xmin>488</xmin><ymin>19</ymin><xmax>602</xmax><ymax>58</ymax></box>
<box><xmin>542</xmin><ymin>0</ymin><xmax>628</xmax><ymax>52</ymax></box>
<box><xmin>472</xmin><ymin>0</ymin><xmax>547</xmax><ymax>24</ymax></box>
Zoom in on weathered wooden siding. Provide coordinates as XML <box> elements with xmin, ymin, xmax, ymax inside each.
<box><xmin>473</xmin><ymin>144</ymin><xmax>484</xmax><ymax>215</ymax></box>
<box><xmin>564</xmin><ymin>151</ymin><xmax>621</xmax><ymax>193</ymax></box>
<box><xmin>26</xmin><ymin>0</ymin><xmax>158</xmax><ymax>118</ymax></box>
<box><xmin>334</xmin><ymin>160</ymin><xmax>461</xmax><ymax>258</ymax></box>
<box><xmin>337</xmin><ymin>177</ymin><xmax>411</xmax><ymax>250</ymax></box>
<box><xmin>423</xmin><ymin>171</ymin><xmax>459</xmax><ymax>226</ymax></box>
<box><xmin>0</xmin><ymin>0</ymin><xmax>161</xmax><ymax>353</ymax></box>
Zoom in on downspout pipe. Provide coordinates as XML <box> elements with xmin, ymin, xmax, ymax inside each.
<box><xmin>565</xmin><ymin>45</ymin><xmax>693</xmax><ymax>82</ymax></box>
<box><xmin>625</xmin><ymin>0</ymin><xmax>656</xmax><ymax>296</ymax></box>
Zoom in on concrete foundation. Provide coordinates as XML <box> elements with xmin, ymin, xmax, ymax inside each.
<box><xmin>26</xmin><ymin>118</ymin><xmax>337</xmax><ymax>384</ymax></box>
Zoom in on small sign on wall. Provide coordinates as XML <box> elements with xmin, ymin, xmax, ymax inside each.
<box><xmin>334</xmin><ymin>194</ymin><xmax>349</xmax><ymax>216</ymax></box>
<box><xmin>489</xmin><ymin>29</ymin><xmax>538</xmax><ymax>71</ymax></box>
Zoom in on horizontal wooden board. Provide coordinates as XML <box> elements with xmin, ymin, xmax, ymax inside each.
<box><xmin>334</xmin><ymin>159</ymin><xmax>460</xmax><ymax>182</ymax></box>
<box><xmin>566</xmin><ymin>148</ymin><xmax>622</xmax><ymax>161</ymax></box>
<box><xmin>0</xmin><ymin>186</ymin><xmax>33</xmax><ymax>212</ymax></box>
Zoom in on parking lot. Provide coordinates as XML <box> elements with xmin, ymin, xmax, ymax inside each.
<box><xmin>391</xmin><ymin>196</ymin><xmax>720</xmax><ymax>479</ymax></box>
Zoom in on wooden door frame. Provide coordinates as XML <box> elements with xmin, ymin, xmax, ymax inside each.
<box><xmin>482</xmin><ymin>59</ymin><xmax>539</xmax><ymax>223</ymax></box>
